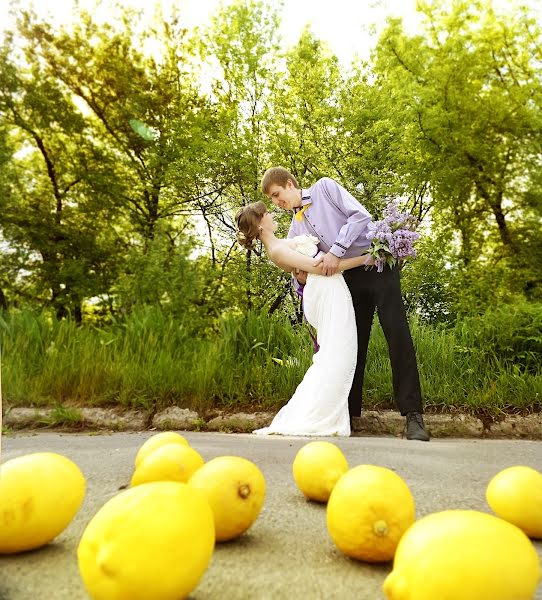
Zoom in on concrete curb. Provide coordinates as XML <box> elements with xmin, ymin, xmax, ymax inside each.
<box><xmin>2</xmin><ymin>406</ymin><xmax>541</xmax><ymax>439</ymax></box>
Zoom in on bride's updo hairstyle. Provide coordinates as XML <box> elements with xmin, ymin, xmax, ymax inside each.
<box><xmin>235</xmin><ymin>201</ymin><xmax>267</xmax><ymax>250</ymax></box>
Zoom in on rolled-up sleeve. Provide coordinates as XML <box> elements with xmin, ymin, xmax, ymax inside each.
<box><xmin>321</xmin><ymin>178</ymin><xmax>372</xmax><ymax>257</ymax></box>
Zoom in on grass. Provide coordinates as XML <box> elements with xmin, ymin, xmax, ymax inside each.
<box><xmin>0</xmin><ymin>306</ymin><xmax>540</xmax><ymax>416</ymax></box>
<box><xmin>44</xmin><ymin>406</ymin><xmax>84</xmax><ymax>427</ymax></box>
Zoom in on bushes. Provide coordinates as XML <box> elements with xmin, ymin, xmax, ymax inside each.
<box><xmin>455</xmin><ymin>302</ymin><xmax>542</xmax><ymax>374</ymax></box>
<box><xmin>0</xmin><ymin>303</ymin><xmax>540</xmax><ymax>414</ymax></box>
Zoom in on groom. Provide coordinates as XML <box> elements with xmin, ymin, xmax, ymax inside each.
<box><xmin>261</xmin><ymin>166</ymin><xmax>430</xmax><ymax>441</ymax></box>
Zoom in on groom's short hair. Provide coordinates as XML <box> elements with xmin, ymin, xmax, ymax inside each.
<box><xmin>261</xmin><ymin>167</ymin><xmax>299</xmax><ymax>195</ymax></box>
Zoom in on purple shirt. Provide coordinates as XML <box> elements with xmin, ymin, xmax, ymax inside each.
<box><xmin>287</xmin><ymin>177</ymin><xmax>373</xmax><ymax>257</ymax></box>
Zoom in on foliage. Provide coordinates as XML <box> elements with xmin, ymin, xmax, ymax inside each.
<box><xmin>0</xmin><ymin>5</ymin><xmax>221</xmax><ymax>318</ymax></box>
<box><xmin>456</xmin><ymin>302</ymin><xmax>542</xmax><ymax>374</ymax></box>
<box><xmin>0</xmin><ymin>307</ymin><xmax>539</xmax><ymax>413</ymax></box>
<box><xmin>0</xmin><ymin>0</ymin><xmax>541</xmax><ymax>409</ymax></box>
<box><xmin>372</xmin><ymin>0</ymin><xmax>542</xmax><ymax>298</ymax></box>
<box><xmin>1</xmin><ymin>0</ymin><xmax>540</xmax><ymax>321</ymax></box>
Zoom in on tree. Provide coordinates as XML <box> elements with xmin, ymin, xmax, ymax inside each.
<box><xmin>266</xmin><ymin>29</ymin><xmax>345</xmax><ymax>182</ymax></box>
<box><xmin>0</xmin><ymin>31</ymin><xmax>120</xmax><ymax>319</ymax></box>
<box><xmin>373</xmin><ymin>0</ymin><xmax>542</xmax><ymax>299</ymax></box>
<box><xmin>0</xmin><ymin>6</ymin><xmax>222</xmax><ymax>318</ymax></box>
<box><xmin>195</xmin><ymin>0</ymin><xmax>287</xmax><ymax>313</ymax></box>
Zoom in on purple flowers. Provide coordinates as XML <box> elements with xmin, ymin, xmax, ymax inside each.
<box><xmin>365</xmin><ymin>201</ymin><xmax>420</xmax><ymax>272</ymax></box>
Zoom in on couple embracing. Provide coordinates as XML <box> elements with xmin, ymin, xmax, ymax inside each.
<box><xmin>235</xmin><ymin>167</ymin><xmax>429</xmax><ymax>442</ymax></box>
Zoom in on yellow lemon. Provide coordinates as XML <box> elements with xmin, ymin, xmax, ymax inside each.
<box><xmin>383</xmin><ymin>509</ymin><xmax>541</xmax><ymax>600</ymax></box>
<box><xmin>292</xmin><ymin>441</ymin><xmax>349</xmax><ymax>503</ymax></box>
<box><xmin>189</xmin><ymin>456</ymin><xmax>266</xmax><ymax>542</ymax></box>
<box><xmin>327</xmin><ymin>465</ymin><xmax>415</xmax><ymax>562</ymax></box>
<box><xmin>131</xmin><ymin>443</ymin><xmax>204</xmax><ymax>487</ymax></box>
<box><xmin>0</xmin><ymin>452</ymin><xmax>85</xmax><ymax>553</ymax></box>
<box><xmin>486</xmin><ymin>465</ymin><xmax>542</xmax><ymax>538</ymax></box>
<box><xmin>78</xmin><ymin>481</ymin><xmax>214</xmax><ymax>600</ymax></box>
<box><xmin>134</xmin><ymin>431</ymin><xmax>189</xmax><ymax>468</ymax></box>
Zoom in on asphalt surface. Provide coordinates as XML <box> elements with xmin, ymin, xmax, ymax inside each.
<box><xmin>0</xmin><ymin>432</ymin><xmax>541</xmax><ymax>600</ymax></box>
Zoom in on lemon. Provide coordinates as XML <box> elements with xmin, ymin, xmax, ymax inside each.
<box><xmin>135</xmin><ymin>432</ymin><xmax>189</xmax><ymax>468</ymax></box>
<box><xmin>486</xmin><ymin>465</ymin><xmax>542</xmax><ymax>538</ymax></box>
<box><xmin>78</xmin><ymin>481</ymin><xmax>214</xmax><ymax>600</ymax></box>
<box><xmin>189</xmin><ymin>456</ymin><xmax>266</xmax><ymax>542</ymax></box>
<box><xmin>131</xmin><ymin>443</ymin><xmax>204</xmax><ymax>487</ymax></box>
<box><xmin>383</xmin><ymin>509</ymin><xmax>541</xmax><ymax>600</ymax></box>
<box><xmin>326</xmin><ymin>465</ymin><xmax>415</xmax><ymax>562</ymax></box>
<box><xmin>292</xmin><ymin>441</ymin><xmax>349</xmax><ymax>503</ymax></box>
<box><xmin>0</xmin><ymin>452</ymin><xmax>85</xmax><ymax>553</ymax></box>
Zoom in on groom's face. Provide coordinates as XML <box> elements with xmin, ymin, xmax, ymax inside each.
<box><xmin>267</xmin><ymin>179</ymin><xmax>302</xmax><ymax>211</ymax></box>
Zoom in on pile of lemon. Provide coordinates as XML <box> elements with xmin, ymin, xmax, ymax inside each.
<box><xmin>1</xmin><ymin>434</ymin><xmax>541</xmax><ymax>600</ymax></box>
<box><xmin>292</xmin><ymin>441</ymin><xmax>542</xmax><ymax>600</ymax></box>
<box><xmin>79</xmin><ymin>432</ymin><xmax>266</xmax><ymax>599</ymax></box>
<box><xmin>0</xmin><ymin>432</ymin><xmax>266</xmax><ymax>600</ymax></box>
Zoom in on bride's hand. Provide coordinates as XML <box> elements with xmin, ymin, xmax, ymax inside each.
<box><xmin>293</xmin><ymin>269</ymin><xmax>308</xmax><ymax>285</ymax></box>
<box><xmin>314</xmin><ymin>252</ymin><xmax>340</xmax><ymax>276</ymax></box>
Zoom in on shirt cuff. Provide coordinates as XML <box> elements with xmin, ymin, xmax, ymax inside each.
<box><xmin>330</xmin><ymin>243</ymin><xmax>347</xmax><ymax>258</ymax></box>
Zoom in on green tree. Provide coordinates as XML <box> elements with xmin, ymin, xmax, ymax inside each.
<box><xmin>0</xmin><ymin>6</ymin><xmax>221</xmax><ymax>318</ymax></box>
<box><xmin>373</xmin><ymin>0</ymin><xmax>542</xmax><ymax>302</ymax></box>
<box><xmin>0</xmin><ymin>32</ymin><xmax>119</xmax><ymax>319</ymax></box>
<box><xmin>267</xmin><ymin>29</ymin><xmax>345</xmax><ymax>182</ymax></box>
<box><xmin>196</xmin><ymin>0</ymin><xmax>287</xmax><ymax>314</ymax></box>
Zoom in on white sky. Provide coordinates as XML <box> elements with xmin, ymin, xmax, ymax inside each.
<box><xmin>1</xmin><ymin>0</ymin><xmax>541</xmax><ymax>65</ymax></box>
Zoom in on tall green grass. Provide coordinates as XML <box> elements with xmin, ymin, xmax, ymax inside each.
<box><xmin>0</xmin><ymin>306</ymin><xmax>540</xmax><ymax>414</ymax></box>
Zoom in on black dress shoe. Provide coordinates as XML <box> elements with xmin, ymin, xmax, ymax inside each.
<box><xmin>405</xmin><ymin>412</ymin><xmax>430</xmax><ymax>441</ymax></box>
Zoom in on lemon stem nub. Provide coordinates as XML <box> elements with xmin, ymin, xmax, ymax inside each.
<box><xmin>373</xmin><ymin>520</ymin><xmax>389</xmax><ymax>536</ymax></box>
<box><xmin>238</xmin><ymin>484</ymin><xmax>251</xmax><ymax>499</ymax></box>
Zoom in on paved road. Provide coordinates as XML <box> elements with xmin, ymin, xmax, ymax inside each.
<box><xmin>1</xmin><ymin>432</ymin><xmax>541</xmax><ymax>600</ymax></box>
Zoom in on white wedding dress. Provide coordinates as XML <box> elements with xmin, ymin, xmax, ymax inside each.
<box><xmin>254</xmin><ymin>268</ymin><xmax>357</xmax><ymax>437</ymax></box>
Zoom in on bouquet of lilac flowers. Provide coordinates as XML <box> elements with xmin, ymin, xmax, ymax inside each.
<box><xmin>365</xmin><ymin>200</ymin><xmax>420</xmax><ymax>273</ymax></box>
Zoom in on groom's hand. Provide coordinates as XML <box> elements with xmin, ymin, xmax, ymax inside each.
<box><xmin>315</xmin><ymin>252</ymin><xmax>340</xmax><ymax>276</ymax></box>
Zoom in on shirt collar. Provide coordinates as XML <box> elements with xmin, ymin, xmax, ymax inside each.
<box><xmin>294</xmin><ymin>189</ymin><xmax>312</xmax><ymax>213</ymax></box>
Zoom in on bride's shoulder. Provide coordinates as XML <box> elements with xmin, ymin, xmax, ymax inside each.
<box><xmin>269</xmin><ymin>238</ymin><xmax>293</xmax><ymax>250</ymax></box>
<box><xmin>267</xmin><ymin>240</ymin><xmax>289</xmax><ymax>260</ymax></box>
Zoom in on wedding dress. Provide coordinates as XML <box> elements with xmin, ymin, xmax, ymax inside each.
<box><xmin>254</xmin><ymin>237</ymin><xmax>357</xmax><ymax>437</ymax></box>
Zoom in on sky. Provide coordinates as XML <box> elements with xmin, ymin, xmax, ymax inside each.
<box><xmin>2</xmin><ymin>0</ymin><xmax>541</xmax><ymax>65</ymax></box>
<box><xmin>0</xmin><ymin>0</ymin><xmax>426</xmax><ymax>66</ymax></box>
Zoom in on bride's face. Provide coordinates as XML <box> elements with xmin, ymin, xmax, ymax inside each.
<box><xmin>260</xmin><ymin>211</ymin><xmax>277</xmax><ymax>233</ymax></box>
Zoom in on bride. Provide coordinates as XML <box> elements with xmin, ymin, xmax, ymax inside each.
<box><xmin>235</xmin><ymin>201</ymin><xmax>375</xmax><ymax>437</ymax></box>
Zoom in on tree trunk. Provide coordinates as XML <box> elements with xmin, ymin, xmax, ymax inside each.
<box><xmin>74</xmin><ymin>301</ymin><xmax>82</xmax><ymax>324</ymax></box>
<box><xmin>491</xmin><ymin>193</ymin><xmax>512</xmax><ymax>248</ymax></box>
<box><xmin>268</xmin><ymin>281</ymin><xmax>290</xmax><ymax>315</ymax></box>
<box><xmin>476</xmin><ymin>184</ymin><xmax>512</xmax><ymax>249</ymax></box>
<box><xmin>52</xmin><ymin>285</ymin><xmax>68</xmax><ymax>320</ymax></box>
<box><xmin>0</xmin><ymin>287</ymin><xmax>8</xmax><ymax>311</ymax></box>
<box><xmin>246</xmin><ymin>250</ymin><xmax>252</xmax><ymax>311</ymax></box>
<box><xmin>459</xmin><ymin>225</ymin><xmax>471</xmax><ymax>267</ymax></box>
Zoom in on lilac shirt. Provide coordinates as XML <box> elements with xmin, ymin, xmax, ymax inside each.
<box><xmin>287</xmin><ymin>177</ymin><xmax>373</xmax><ymax>257</ymax></box>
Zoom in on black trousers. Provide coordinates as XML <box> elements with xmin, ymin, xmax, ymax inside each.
<box><xmin>342</xmin><ymin>264</ymin><xmax>423</xmax><ymax>417</ymax></box>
